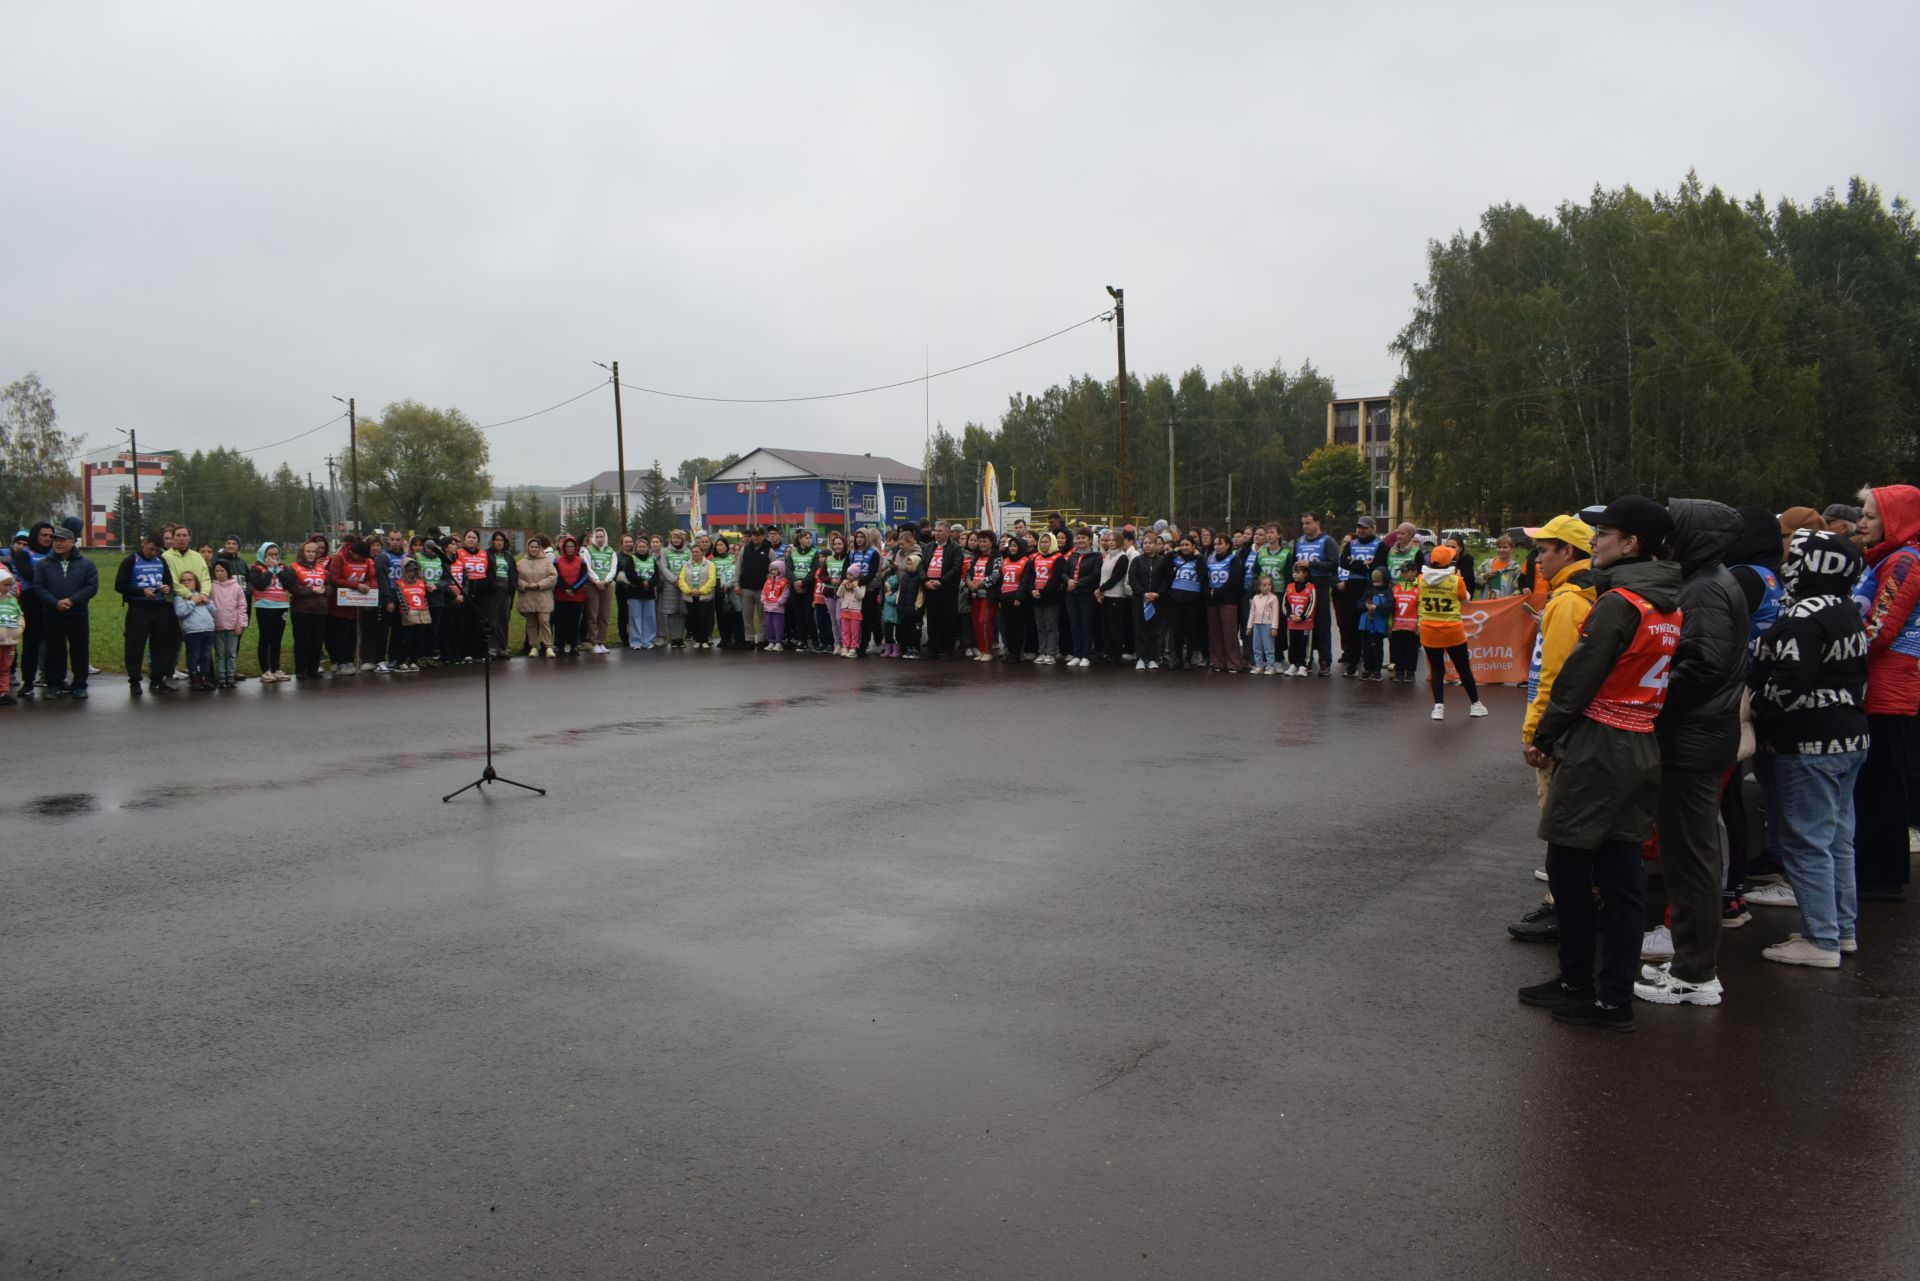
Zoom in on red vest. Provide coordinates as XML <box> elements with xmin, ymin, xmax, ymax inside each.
<box><xmin>1584</xmin><ymin>587</ymin><xmax>1683</xmax><ymax>732</ymax></box>
<box><xmin>294</xmin><ymin>563</ymin><xmax>328</xmax><ymax>591</ymax></box>
<box><xmin>1032</xmin><ymin>553</ymin><xmax>1059</xmax><ymax>592</ymax></box>
<box><xmin>399</xmin><ymin>580</ymin><xmax>429</xmax><ymax>612</ymax></box>
<box><xmin>1392</xmin><ymin>583</ymin><xmax>1419</xmax><ymax>630</ymax></box>
<box><xmin>999</xmin><ymin>557</ymin><xmax>1028</xmax><ymax>593</ymax></box>
<box><xmin>1285</xmin><ymin>584</ymin><xmax>1314</xmax><ymax>627</ymax></box>
<box><xmin>460</xmin><ymin>549</ymin><xmax>488</xmax><ymax>582</ymax></box>
<box><xmin>926</xmin><ymin>545</ymin><xmax>947</xmax><ymax>577</ymax></box>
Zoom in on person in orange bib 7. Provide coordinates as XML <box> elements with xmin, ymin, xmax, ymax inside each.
<box><xmin>1518</xmin><ymin>496</ymin><xmax>1684</xmax><ymax>1034</ymax></box>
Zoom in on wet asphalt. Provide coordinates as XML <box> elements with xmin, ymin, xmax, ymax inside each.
<box><xmin>3</xmin><ymin>651</ymin><xmax>1916</xmax><ymax>1280</ymax></box>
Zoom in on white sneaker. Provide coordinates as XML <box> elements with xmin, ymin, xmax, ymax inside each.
<box><xmin>1633</xmin><ymin>962</ymin><xmax>1724</xmax><ymax>1006</ymax></box>
<box><xmin>1431</xmin><ymin>704</ymin><xmax>1445</xmax><ymax>720</ymax></box>
<box><xmin>1762</xmin><ymin>937</ymin><xmax>1841</xmax><ymax>968</ymax></box>
<box><xmin>593</xmin><ymin>644</ymin><xmax>608</xmax><ymax>655</ymax></box>
<box><xmin>1788</xmin><ymin>931</ymin><xmax>1858</xmax><ymax>954</ymax></box>
<box><xmin>1640</xmin><ymin>925</ymin><xmax>1674</xmax><ymax>961</ymax></box>
<box><xmin>1135</xmin><ymin>659</ymin><xmax>1146</xmax><ymax>670</ymax></box>
<box><xmin>1534</xmin><ymin>867</ymin><xmax>1549</xmax><ymax>883</ymax></box>
<box><xmin>1147</xmin><ymin>661</ymin><xmax>1158</xmax><ymax>670</ymax></box>
<box><xmin>1469</xmin><ymin>701</ymin><xmax>1489</xmax><ymax>718</ymax></box>
<box><xmin>1746</xmin><ymin>883</ymin><xmax>1799</xmax><ymax>908</ymax></box>
<box><xmin>373</xmin><ymin>662</ymin><xmax>393</xmax><ymax>673</ymax></box>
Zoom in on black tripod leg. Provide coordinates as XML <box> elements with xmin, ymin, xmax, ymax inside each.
<box><xmin>443</xmin><ymin>778</ymin><xmax>487</xmax><ymax>802</ymax></box>
<box><xmin>487</xmin><ymin>776</ymin><xmax>547</xmax><ymax>795</ymax></box>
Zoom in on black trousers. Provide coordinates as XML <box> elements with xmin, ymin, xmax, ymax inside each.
<box><xmin>923</xmin><ymin>590</ymin><xmax>953</xmax><ymax>656</ymax></box>
<box><xmin>1002</xmin><ymin>601</ymin><xmax>1028</xmax><ymax>660</ymax></box>
<box><xmin>255</xmin><ymin>609</ymin><xmax>286</xmax><ymax>673</ymax></box>
<box><xmin>1170</xmin><ymin>596</ymin><xmax>1205</xmax><ymax>666</ymax></box>
<box><xmin>1548</xmin><ymin>838</ymin><xmax>1646</xmax><ymax>1006</ymax></box>
<box><xmin>359</xmin><ymin>608</ymin><xmax>386</xmax><ymax>665</ymax></box>
<box><xmin>19</xmin><ymin>607</ymin><xmax>46</xmax><ymax>689</ymax></box>
<box><xmin>124</xmin><ymin>604</ymin><xmax>173</xmax><ymax>683</ymax></box>
<box><xmin>684</xmin><ymin>599</ymin><xmax>713</xmax><ymax>644</ymax></box>
<box><xmin>41</xmin><ymin>611</ymin><xmax>89</xmax><ymax>690</ymax></box>
<box><xmin>554</xmin><ymin>600</ymin><xmax>586</xmax><ymax>649</ymax></box>
<box><xmin>1425</xmin><ymin>643</ymin><xmax>1479</xmax><ymax>703</ymax></box>
<box><xmin>1334</xmin><ymin>585</ymin><xmax>1362</xmax><ymax>667</ymax></box>
<box><xmin>1309</xmin><ymin>580</ymin><xmax>1333</xmax><ymax>667</ymax></box>
<box><xmin>786</xmin><ymin>596</ymin><xmax>813</xmax><ymax>650</ymax></box>
<box><xmin>1361</xmin><ymin>631</ymin><xmax>1384</xmax><ymax>675</ymax></box>
<box><xmin>1389</xmin><ymin>631</ymin><xmax>1418</xmax><ymax>674</ymax></box>
<box><xmin>615</xmin><ymin>586</ymin><xmax>631</xmax><ymax>644</ymax></box>
<box><xmin>1855</xmin><ymin>713</ymin><xmax>1914</xmax><ymax>890</ymax></box>
<box><xmin>1100</xmin><ymin>598</ymin><xmax>1128</xmax><ymax>663</ymax></box>
<box><xmin>291</xmin><ymin>612</ymin><xmax>326</xmax><ymax>677</ymax></box>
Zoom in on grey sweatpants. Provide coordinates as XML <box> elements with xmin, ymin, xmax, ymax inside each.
<box><xmin>1036</xmin><ymin>603</ymin><xmax>1061</xmax><ymax>657</ymax></box>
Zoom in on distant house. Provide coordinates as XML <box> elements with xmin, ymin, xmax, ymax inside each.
<box><xmin>558</xmin><ymin>470</ymin><xmax>693</xmax><ymax>531</ymax></box>
<box><xmin>702</xmin><ymin>448</ymin><xmax>925</xmax><ymax>533</ymax></box>
<box><xmin>81</xmin><ymin>450</ymin><xmax>175</xmax><ymax>547</ymax></box>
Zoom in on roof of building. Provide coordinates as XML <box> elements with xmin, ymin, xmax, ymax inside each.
<box><xmin>562</xmin><ymin>470</ymin><xmax>691</xmax><ymax>495</ymax></box>
<box><xmin>708</xmin><ymin>448</ymin><xmax>923</xmax><ymax>485</ymax></box>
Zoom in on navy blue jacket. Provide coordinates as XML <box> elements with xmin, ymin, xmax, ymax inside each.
<box><xmin>32</xmin><ymin>550</ymin><xmax>99</xmax><ymax>611</ymax></box>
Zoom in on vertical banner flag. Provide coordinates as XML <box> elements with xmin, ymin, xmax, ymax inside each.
<box><xmin>982</xmin><ymin>462</ymin><xmax>1000</xmax><ymax>532</ymax></box>
<box><xmin>875</xmin><ymin>474</ymin><xmax>887</xmax><ymax>530</ymax></box>
<box><xmin>688</xmin><ymin>481</ymin><xmax>703</xmax><ymax>533</ymax></box>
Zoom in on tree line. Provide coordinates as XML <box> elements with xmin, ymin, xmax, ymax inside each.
<box><xmin>1392</xmin><ymin>173</ymin><xmax>1920</xmax><ymax>526</ymax></box>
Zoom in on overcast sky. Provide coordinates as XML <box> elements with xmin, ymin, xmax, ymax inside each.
<box><xmin>7</xmin><ymin>2</ymin><xmax>1913</xmax><ymax>490</ymax></box>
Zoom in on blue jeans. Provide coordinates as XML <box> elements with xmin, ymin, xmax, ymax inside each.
<box><xmin>627</xmin><ymin>599</ymin><xmax>657</xmax><ymax>648</ymax></box>
<box><xmin>183</xmin><ymin>631</ymin><xmax>213</xmax><ymax>679</ymax></box>
<box><xmin>1250</xmin><ymin>622</ymin><xmax>1274</xmax><ymax>666</ymax></box>
<box><xmin>1755</xmin><ymin>748</ymin><xmax>1865</xmax><ymax>949</ymax></box>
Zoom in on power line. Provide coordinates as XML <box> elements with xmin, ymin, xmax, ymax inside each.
<box><xmin>475</xmin><ymin>383</ymin><xmax>608</xmax><ymax>431</ymax></box>
<box><xmin>616</xmin><ymin>312</ymin><xmax>1113</xmax><ymax>405</ymax></box>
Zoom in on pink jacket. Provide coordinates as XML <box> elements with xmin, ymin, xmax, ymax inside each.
<box><xmin>210</xmin><ymin>577</ymin><xmax>249</xmax><ymax>631</ymax></box>
<box><xmin>1246</xmin><ymin>592</ymin><xmax>1280</xmax><ymax>630</ymax></box>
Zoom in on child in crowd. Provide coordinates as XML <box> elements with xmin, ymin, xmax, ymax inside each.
<box><xmin>836</xmin><ymin>561</ymin><xmax>866</xmax><ymax>657</ymax></box>
<box><xmin>1359</xmin><ymin>567</ymin><xmax>1392</xmax><ymax>681</ymax></box>
<box><xmin>881</xmin><ymin>571</ymin><xmax>901</xmax><ymax>658</ymax></box>
<box><xmin>0</xmin><ymin>560</ymin><xmax>20</xmax><ymax>704</ymax></box>
<box><xmin>397</xmin><ymin>559</ymin><xmax>432</xmax><ymax>671</ymax></box>
<box><xmin>1391</xmin><ymin>560</ymin><xmax>1421</xmax><ymax>682</ymax></box>
<box><xmin>173</xmin><ymin>571</ymin><xmax>216</xmax><ymax>691</ymax></box>
<box><xmin>1283</xmin><ymin>563</ymin><xmax>1315</xmax><ymax>676</ymax></box>
<box><xmin>209</xmin><ymin>561</ymin><xmax>249</xmax><ymax>688</ymax></box>
<box><xmin>1245</xmin><ymin>573</ymin><xmax>1279</xmax><ymax>674</ymax></box>
<box><xmin>761</xmin><ymin>561</ymin><xmax>789</xmax><ymax>650</ymax></box>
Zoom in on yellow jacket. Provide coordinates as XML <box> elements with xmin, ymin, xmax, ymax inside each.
<box><xmin>1522</xmin><ymin>561</ymin><xmax>1598</xmax><ymax>745</ymax></box>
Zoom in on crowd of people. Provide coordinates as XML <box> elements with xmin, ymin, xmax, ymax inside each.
<box><xmin>3</xmin><ymin>493</ymin><xmax>1910</xmax><ymax>1034</ymax></box>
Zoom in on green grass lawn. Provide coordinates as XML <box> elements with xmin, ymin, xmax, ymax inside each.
<box><xmin>66</xmin><ymin>550</ymin><xmax>529</xmax><ymax>676</ymax></box>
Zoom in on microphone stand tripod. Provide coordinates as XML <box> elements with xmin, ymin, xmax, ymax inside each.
<box><xmin>444</xmin><ymin>584</ymin><xmax>546</xmax><ymax>802</ymax></box>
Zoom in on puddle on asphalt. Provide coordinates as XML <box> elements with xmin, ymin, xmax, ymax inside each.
<box><xmin>25</xmin><ymin>793</ymin><xmax>98</xmax><ymax>819</ymax></box>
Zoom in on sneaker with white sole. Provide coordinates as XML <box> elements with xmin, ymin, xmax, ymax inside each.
<box><xmin>373</xmin><ymin>662</ymin><xmax>393</xmax><ymax>673</ymax></box>
<box><xmin>593</xmin><ymin>644</ymin><xmax>609</xmax><ymax>655</ymax></box>
<box><xmin>1787</xmin><ymin>931</ymin><xmax>1858</xmax><ymax>954</ymax></box>
<box><xmin>1534</xmin><ymin>867</ymin><xmax>1550</xmax><ymax>883</ymax></box>
<box><xmin>1135</xmin><ymin>659</ymin><xmax>1145</xmax><ymax>670</ymax></box>
<box><xmin>1469</xmin><ymin>701</ymin><xmax>1489</xmax><ymax>718</ymax></box>
<box><xmin>1762</xmin><ymin>937</ymin><xmax>1841</xmax><ymax>968</ymax></box>
<box><xmin>1746</xmin><ymin>883</ymin><xmax>1798</xmax><ymax>908</ymax></box>
<box><xmin>1147</xmin><ymin>661</ymin><xmax>1158</xmax><ymax>670</ymax></box>
<box><xmin>1640</xmin><ymin>925</ymin><xmax>1674</xmax><ymax>961</ymax></box>
<box><xmin>1634</xmin><ymin>962</ymin><xmax>1725</xmax><ymax>1006</ymax></box>
<box><xmin>1431</xmin><ymin>704</ymin><xmax>1445</xmax><ymax>721</ymax></box>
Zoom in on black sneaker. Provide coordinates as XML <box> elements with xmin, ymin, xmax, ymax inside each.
<box><xmin>71</xmin><ymin>687</ymin><xmax>89</xmax><ymax>700</ymax></box>
<box><xmin>130</xmin><ymin>682</ymin><xmax>144</xmax><ymax>696</ymax></box>
<box><xmin>0</xmin><ymin>693</ymin><xmax>14</xmax><ymax>705</ymax></box>
<box><xmin>1507</xmin><ymin>902</ymin><xmax>1559</xmax><ymax>943</ymax></box>
<box><xmin>1518</xmin><ymin>977</ymin><xmax>1592</xmax><ymax>1008</ymax></box>
<box><xmin>1551</xmin><ymin>1000</ymin><xmax>1636</xmax><ymax>1033</ymax></box>
<box><xmin>17</xmin><ymin>686</ymin><xmax>33</xmax><ymax>699</ymax></box>
<box><xmin>1721</xmin><ymin>897</ymin><xmax>1752</xmax><ymax>927</ymax></box>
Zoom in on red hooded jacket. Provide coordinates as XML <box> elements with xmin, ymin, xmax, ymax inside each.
<box><xmin>1861</xmin><ymin>484</ymin><xmax>1920</xmax><ymax>715</ymax></box>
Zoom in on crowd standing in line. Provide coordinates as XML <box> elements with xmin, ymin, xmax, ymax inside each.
<box><xmin>3</xmin><ymin>496</ymin><xmax>1907</xmax><ymax>1029</ymax></box>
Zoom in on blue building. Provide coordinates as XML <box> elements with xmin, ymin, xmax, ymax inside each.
<box><xmin>702</xmin><ymin>448</ymin><xmax>926</xmax><ymax>535</ymax></box>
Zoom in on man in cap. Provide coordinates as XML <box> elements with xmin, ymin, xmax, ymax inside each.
<box><xmin>1518</xmin><ymin>497</ymin><xmax>1683</xmax><ymax>1031</ymax></box>
<box><xmin>1507</xmin><ymin>514</ymin><xmax>1598</xmax><ymax>943</ymax></box>
<box><xmin>1822</xmin><ymin>503</ymin><xmax>1861</xmax><ymax>539</ymax></box>
<box><xmin>737</xmin><ymin>525</ymin><xmax>772</xmax><ymax>648</ymax></box>
<box><xmin>31</xmin><ymin>524</ymin><xmax>99</xmax><ymax>699</ymax></box>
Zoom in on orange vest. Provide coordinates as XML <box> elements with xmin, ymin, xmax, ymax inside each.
<box><xmin>294</xmin><ymin>563</ymin><xmax>328</xmax><ymax>591</ymax></box>
<box><xmin>1284</xmin><ymin>584</ymin><xmax>1315</xmax><ymax>628</ymax></box>
<box><xmin>1584</xmin><ymin>588</ymin><xmax>1683</xmax><ymax>732</ymax></box>
<box><xmin>399</xmin><ymin>580</ymin><xmax>429</xmax><ymax>612</ymax></box>
<box><xmin>999</xmin><ymin>557</ymin><xmax>1028</xmax><ymax>593</ymax></box>
<box><xmin>1032</xmin><ymin>553</ymin><xmax>1060</xmax><ymax>592</ymax></box>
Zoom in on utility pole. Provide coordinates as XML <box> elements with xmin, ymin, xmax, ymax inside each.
<box><xmin>118</xmin><ymin>427</ymin><xmax>142</xmax><ymax>549</ymax></box>
<box><xmin>326</xmin><ymin>454</ymin><xmax>339</xmax><ymax>537</ymax></box>
<box><xmin>1107</xmin><ymin>286</ymin><xmax>1130</xmax><ymax>520</ymax></box>
<box><xmin>1167</xmin><ymin>412</ymin><xmax>1176</xmax><ymax>531</ymax></box>
<box><xmin>333</xmin><ymin>396</ymin><xmax>359</xmax><ymax>532</ymax></box>
<box><xmin>308</xmin><ymin>473</ymin><xmax>318</xmax><ymax>531</ymax></box>
<box><xmin>1227</xmin><ymin>473</ymin><xmax>1233</xmax><ymax>531</ymax></box>
<box><xmin>611</xmin><ymin>363</ymin><xmax>628</xmax><ymax>534</ymax></box>
<box><xmin>975</xmin><ymin>458</ymin><xmax>984</xmax><ymax>529</ymax></box>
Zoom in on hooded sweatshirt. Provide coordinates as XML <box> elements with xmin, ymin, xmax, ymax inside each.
<box><xmin>1853</xmin><ymin>483</ymin><xmax>1920</xmax><ymax>716</ymax></box>
<box><xmin>1416</xmin><ymin>562</ymin><xmax>1468</xmax><ymax>647</ymax></box>
<box><xmin>1656</xmin><ymin>498</ymin><xmax>1750</xmax><ymax>772</ymax></box>
<box><xmin>1753</xmin><ymin>530</ymin><xmax>1869</xmax><ymax>756</ymax></box>
<box><xmin>1523</xmin><ymin>559</ymin><xmax>1597</xmax><ymax>746</ymax></box>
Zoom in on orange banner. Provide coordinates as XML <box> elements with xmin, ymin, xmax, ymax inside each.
<box><xmin>1459</xmin><ymin>595</ymin><xmax>1539</xmax><ymax>686</ymax></box>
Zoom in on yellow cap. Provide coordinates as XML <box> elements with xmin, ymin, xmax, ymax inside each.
<box><xmin>1524</xmin><ymin>514</ymin><xmax>1593</xmax><ymax>553</ymax></box>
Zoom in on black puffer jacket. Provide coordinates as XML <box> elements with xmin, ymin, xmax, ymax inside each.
<box><xmin>1657</xmin><ymin>499</ymin><xmax>1751</xmax><ymax>772</ymax></box>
